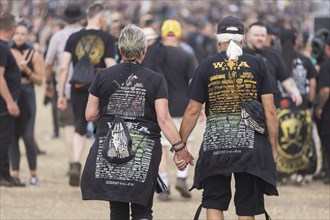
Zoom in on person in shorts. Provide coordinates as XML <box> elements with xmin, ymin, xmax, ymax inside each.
<box><xmin>176</xmin><ymin>16</ymin><xmax>279</xmax><ymax>219</ymax></box>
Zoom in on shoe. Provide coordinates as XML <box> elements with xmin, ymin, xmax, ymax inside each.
<box><xmin>175</xmin><ymin>178</ymin><xmax>191</xmax><ymax>198</ymax></box>
<box><xmin>36</xmin><ymin>149</ymin><xmax>46</xmax><ymax>156</ymax></box>
<box><xmin>11</xmin><ymin>177</ymin><xmax>26</xmax><ymax>187</ymax></box>
<box><xmin>30</xmin><ymin>176</ymin><xmax>38</xmax><ymax>186</ymax></box>
<box><xmin>0</xmin><ymin>178</ymin><xmax>14</xmax><ymax>187</ymax></box>
<box><xmin>158</xmin><ymin>190</ymin><xmax>171</xmax><ymax>201</ymax></box>
<box><xmin>69</xmin><ymin>162</ymin><xmax>81</xmax><ymax>186</ymax></box>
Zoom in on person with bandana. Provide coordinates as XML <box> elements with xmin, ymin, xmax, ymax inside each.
<box><xmin>176</xmin><ymin>16</ymin><xmax>279</xmax><ymax>220</ymax></box>
<box><xmin>9</xmin><ymin>19</ymin><xmax>43</xmax><ymax>186</ymax></box>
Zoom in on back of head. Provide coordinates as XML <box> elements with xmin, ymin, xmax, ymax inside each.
<box><xmin>161</xmin><ymin>19</ymin><xmax>182</xmax><ymax>37</ymax></box>
<box><xmin>118</xmin><ymin>24</ymin><xmax>147</xmax><ymax>61</ymax></box>
<box><xmin>216</xmin><ymin>16</ymin><xmax>244</xmax><ymax>60</ymax></box>
<box><xmin>86</xmin><ymin>3</ymin><xmax>105</xmax><ymax>19</ymax></box>
<box><xmin>0</xmin><ymin>12</ymin><xmax>16</xmax><ymax>31</ymax></box>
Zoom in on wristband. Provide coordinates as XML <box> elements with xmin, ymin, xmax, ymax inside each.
<box><xmin>170</xmin><ymin>140</ymin><xmax>186</xmax><ymax>153</ymax></box>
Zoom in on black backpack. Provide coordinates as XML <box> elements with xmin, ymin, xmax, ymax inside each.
<box><xmin>70</xmin><ymin>36</ymin><xmax>98</xmax><ymax>89</ymax></box>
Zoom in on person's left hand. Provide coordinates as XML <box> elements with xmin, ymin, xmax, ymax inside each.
<box><xmin>173</xmin><ymin>148</ymin><xmax>194</xmax><ymax>171</ymax></box>
<box><xmin>19</xmin><ymin>61</ymin><xmax>29</xmax><ymax>73</ymax></box>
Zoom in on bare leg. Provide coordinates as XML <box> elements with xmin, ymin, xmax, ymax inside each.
<box><xmin>238</xmin><ymin>216</ymin><xmax>254</xmax><ymax>220</ymax></box>
<box><xmin>63</xmin><ymin>125</ymin><xmax>75</xmax><ymax>162</ymax></box>
<box><xmin>207</xmin><ymin>209</ymin><xmax>224</xmax><ymax>220</ymax></box>
<box><xmin>72</xmin><ymin>132</ymin><xmax>86</xmax><ymax>162</ymax></box>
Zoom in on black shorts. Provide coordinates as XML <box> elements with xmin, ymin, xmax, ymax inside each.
<box><xmin>71</xmin><ymin>87</ymin><xmax>89</xmax><ymax>135</ymax></box>
<box><xmin>59</xmin><ymin>101</ymin><xmax>75</xmax><ymax>127</ymax></box>
<box><xmin>202</xmin><ymin>173</ymin><xmax>265</xmax><ymax>216</ymax></box>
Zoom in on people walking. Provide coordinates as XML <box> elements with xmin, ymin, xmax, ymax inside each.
<box><xmin>44</xmin><ymin>3</ymin><xmax>84</xmax><ymax>178</ymax></box>
<box><xmin>176</xmin><ymin>16</ymin><xmax>278</xmax><ymax>219</ymax></box>
<box><xmin>80</xmin><ymin>24</ymin><xmax>193</xmax><ymax>219</ymax></box>
<box><xmin>57</xmin><ymin>3</ymin><xmax>116</xmax><ymax>186</ymax></box>
<box><xmin>143</xmin><ymin>19</ymin><xmax>199</xmax><ymax>201</ymax></box>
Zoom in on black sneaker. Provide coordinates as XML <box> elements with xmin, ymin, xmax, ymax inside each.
<box><xmin>0</xmin><ymin>178</ymin><xmax>14</xmax><ymax>187</ymax></box>
<box><xmin>9</xmin><ymin>177</ymin><xmax>26</xmax><ymax>187</ymax></box>
<box><xmin>69</xmin><ymin>162</ymin><xmax>81</xmax><ymax>187</ymax></box>
<box><xmin>175</xmin><ymin>178</ymin><xmax>191</xmax><ymax>198</ymax></box>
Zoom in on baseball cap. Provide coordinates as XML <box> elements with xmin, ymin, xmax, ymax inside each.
<box><xmin>161</xmin><ymin>19</ymin><xmax>182</xmax><ymax>37</ymax></box>
<box><xmin>217</xmin><ymin>16</ymin><xmax>244</xmax><ymax>35</ymax></box>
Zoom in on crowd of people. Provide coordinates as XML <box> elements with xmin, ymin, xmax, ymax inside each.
<box><xmin>0</xmin><ymin>1</ymin><xmax>329</xmax><ymax>220</ymax></box>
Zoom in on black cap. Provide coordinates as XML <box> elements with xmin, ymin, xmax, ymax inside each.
<box><xmin>63</xmin><ymin>4</ymin><xmax>85</xmax><ymax>23</ymax></box>
<box><xmin>217</xmin><ymin>16</ymin><xmax>244</xmax><ymax>35</ymax></box>
<box><xmin>280</xmin><ymin>29</ymin><xmax>297</xmax><ymax>43</ymax></box>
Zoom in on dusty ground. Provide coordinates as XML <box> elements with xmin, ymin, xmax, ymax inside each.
<box><xmin>1</xmin><ymin>86</ymin><xmax>329</xmax><ymax>220</ymax></box>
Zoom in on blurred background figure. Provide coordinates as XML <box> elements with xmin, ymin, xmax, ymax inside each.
<box><xmin>0</xmin><ymin>12</ymin><xmax>22</xmax><ymax>187</ymax></box>
<box><xmin>57</xmin><ymin>3</ymin><xmax>116</xmax><ymax>187</ymax></box>
<box><xmin>275</xmin><ymin>28</ymin><xmax>318</xmax><ymax>185</ymax></box>
<box><xmin>44</xmin><ymin>3</ymin><xmax>84</xmax><ymax>178</ymax></box>
<box><xmin>315</xmin><ymin>36</ymin><xmax>330</xmax><ymax>185</ymax></box>
<box><xmin>9</xmin><ymin>19</ymin><xmax>43</xmax><ymax>186</ymax></box>
<box><xmin>143</xmin><ymin>19</ymin><xmax>198</xmax><ymax>201</ymax></box>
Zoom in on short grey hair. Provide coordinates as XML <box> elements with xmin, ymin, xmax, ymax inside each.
<box><xmin>118</xmin><ymin>24</ymin><xmax>147</xmax><ymax>61</ymax></box>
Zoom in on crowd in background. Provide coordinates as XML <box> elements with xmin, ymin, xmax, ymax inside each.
<box><xmin>0</xmin><ymin>0</ymin><xmax>329</xmax><ymax>189</ymax></box>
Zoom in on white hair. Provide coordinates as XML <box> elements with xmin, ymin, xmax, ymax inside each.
<box><xmin>217</xmin><ymin>30</ymin><xmax>244</xmax><ymax>60</ymax></box>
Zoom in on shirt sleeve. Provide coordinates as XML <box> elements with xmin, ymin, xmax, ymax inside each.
<box><xmin>88</xmin><ymin>70</ymin><xmax>101</xmax><ymax>97</ymax></box>
<box><xmin>305</xmin><ymin>57</ymin><xmax>318</xmax><ymax>79</ymax></box>
<box><xmin>275</xmin><ymin>52</ymin><xmax>290</xmax><ymax>82</ymax></box>
<box><xmin>64</xmin><ymin>34</ymin><xmax>74</xmax><ymax>54</ymax></box>
<box><xmin>258</xmin><ymin>57</ymin><xmax>275</xmax><ymax>95</ymax></box>
<box><xmin>187</xmin><ymin>62</ymin><xmax>208</xmax><ymax>104</ymax></box>
<box><xmin>0</xmin><ymin>46</ymin><xmax>8</xmax><ymax>67</ymax></box>
<box><xmin>103</xmin><ymin>34</ymin><xmax>116</xmax><ymax>59</ymax></box>
<box><xmin>45</xmin><ymin>34</ymin><xmax>58</xmax><ymax>65</ymax></box>
<box><xmin>155</xmin><ymin>74</ymin><xmax>168</xmax><ymax>100</ymax></box>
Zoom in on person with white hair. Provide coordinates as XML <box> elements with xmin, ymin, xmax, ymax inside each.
<box><xmin>80</xmin><ymin>24</ymin><xmax>193</xmax><ymax>219</ymax></box>
<box><xmin>176</xmin><ymin>16</ymin><xmax>279</xmax><ymax>220</ymax></box>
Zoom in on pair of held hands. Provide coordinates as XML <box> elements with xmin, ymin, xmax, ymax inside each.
<box><xmin>173</xmin><ymin>147</ymin><xmax>194</xmax><ymax>171</ymax></box>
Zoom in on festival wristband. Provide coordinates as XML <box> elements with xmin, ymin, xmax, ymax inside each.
<box><xmin>170</xmin><ymin>140</ymin><xmax>186</xmax><ymax>153</ymax></box>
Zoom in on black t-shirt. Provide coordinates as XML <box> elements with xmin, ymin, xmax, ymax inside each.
<box><xmin>81</xmin><ymin>63</ymin><xmax>168</xmax><ymax>206</ymax></box>
<box><xmin>143</xmin><ymin>42</ymin><xmax>198</xmax><ymax>117</ymax></box>
<box><xmin>0</xmin><ymin>40</ymin><xmax>21</xmax><ymax>113</ymax></box>
<box><xmin>318</xmin><ymin>58</ymin><xmax>330</xmax><ymax>135</ymax></box>
<box><xmin>64</xmin><ymin>29</ymin><xmax>116</xmax><ymax>72</ymax></box>
<box><xmin>243</xmin><ymin>46</ymin><xmax>290</xmax><ymax>90</ymax></box>
<box><xmin>188</xmin><ymin>52</ymin><xmax>278</xmax><ymax>196</ymax></box>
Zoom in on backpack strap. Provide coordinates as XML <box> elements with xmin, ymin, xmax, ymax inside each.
<box><xmin>193</xmin><ymin>204</ymin><xmax>203</xmax><ymax>220</ymax></box>
<box><xmin>100</xmin><ymin>62</ymin><xmax>140</xmax><ymax>116</ymax></box>
<box><xmin>24</xmin><ymin>48</ymin><xmax>35</xmax><ymax>63</ymax></box>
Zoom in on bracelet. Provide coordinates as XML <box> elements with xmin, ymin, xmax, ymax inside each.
<box><xmin>170</xmin><ymin>140</ymin><xmax>186</xmax><ymax>153</ymax></box>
